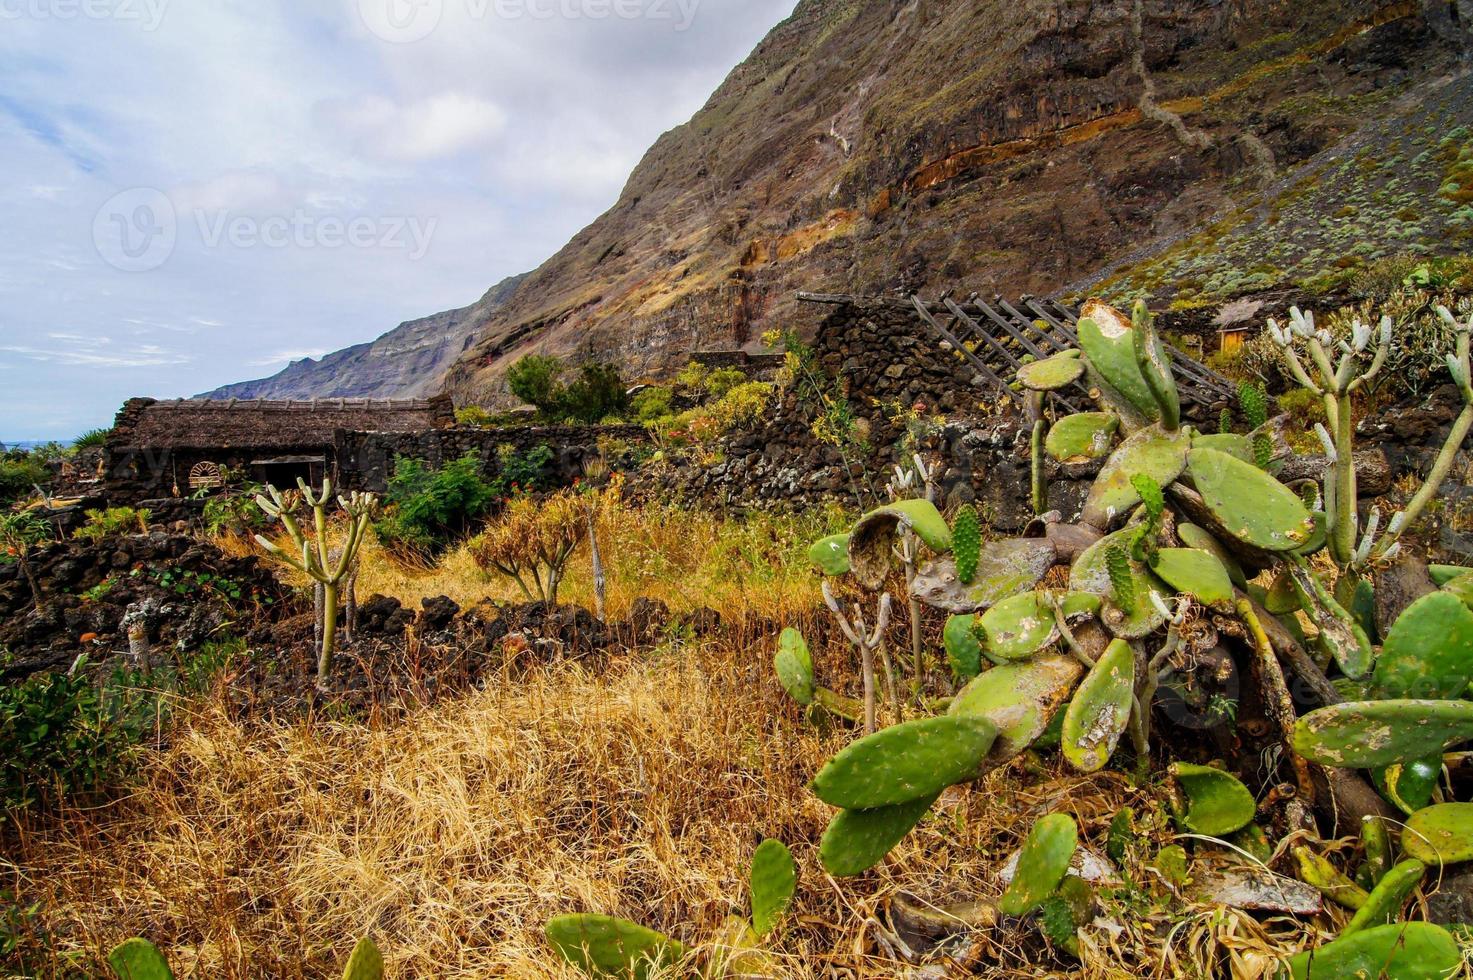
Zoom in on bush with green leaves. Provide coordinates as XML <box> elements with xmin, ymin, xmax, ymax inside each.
<box><xmin>506</xmin><ymin>354</ymin><xmax>631</xmax><ymax>424</ymax></box>
<box><xmin>0</xmin><ymin>456</ymin><xmax>49</xmax><ymax>506</ymax></box>
<box><xmin>507</xmin><ymin>353</ymin><xmax>565</xmax><ymax>414</ymax></box>
<box><xmin>72</xmin><ymin>428</ymin><xmax>111</xmax><ymax>450</ymax></box>
<box><xmin>631</xmin><ymin>385</ymin><xmax>675</xmax><ymax>424</ymax></box>
<box><xmin>374</xmin><ymin>452</ymin><xmax>498</xmax><ymax>555</ymax></box>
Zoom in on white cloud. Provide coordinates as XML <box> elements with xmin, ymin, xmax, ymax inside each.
<box><xmin>319</xmin><ymin>91</ymin><xmax>507</xmax><ymax>162</ymax></box>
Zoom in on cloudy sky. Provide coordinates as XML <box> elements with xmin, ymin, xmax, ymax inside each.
<box><xmin>0</xmin><ymin>0</ymin><xmax>798</xmax><ymax>442</ymax></box>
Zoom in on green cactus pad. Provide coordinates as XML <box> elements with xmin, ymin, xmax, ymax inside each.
<box><xmin>1070</xmin><ymin>527</ymin><xmax>1169</xmax><ymax>638</ymax></box>
<box><xmin>1169</xmin><ymin>763</ymin><xmax>1255</xmax><ymax>836</ymax></box>
<box><xmin>1150</xmin><ymin>548</ymin><xmax>1235</xmax><ymax>608</ymax></box>
<box><xmin>1431</xmin><ymin>564</ymin><xmax>1473</xmax><ymax>586</ymax></box>
<box><xmin>1081</xmin><ymin>425</ymin><xmax>1190</xmax><ymax>531</ymax></box>
<box><xmin>1372</xmin><ymin>592</ymin><xmax>1473</xmax><ymax>700</ymax></box>
<box><xmin>1077</xmin><ymin>301</ymin><xmax>1161</xmax><ymax>426</ymax></box>
<box><xmin>1018</xmin><ymin>351</ymin><xmax>1086</xmax><ymax>391</ymax></box>
<box><xmin>1445</xmin><ymin>571</ymin><xmax>1473</xmax><ymax>611</ymax></box>
<box><xmin>998</xmin><ymin>813</ymin><xmax>1079</xmax><ymax>916</ymax></box>
<box><xmin>1061</xmin><ymin>638</ymin><xmax>1135</xmax><ymax>773</ymax></box>
<box><xmin>1285</xmin><ymin>922</ymin><xmax>1460</xmax><ymax>980</ymax></box>
<box><xmin>545</xmin><ymin>915</ymin><xmax>686</xmax><ymax>979</ymax></box>
<box><xmin>1175</xmin><ymin>523</ymin><xmax>1248</xmax><ymax>588</ymax></box>
<box><xmin>1264</xmin><ymin>569</ymin><xmax>1301</xmax><ymax>614</ymax></box>
<box><xmin>810</xmin><ymin>716</ymin><xmax>997</xmax><ymax>809</ymax></box>
<box><xmin>949</xmin><ymin>653</ymin><xmax>1084</xmax><ymax>765</ymax></box>
<box><xmin>1341</xmin><ymin>860</ymin><xmax>1426</xmax><ymax>936</ymax></box>
<box><xmin>1374</xmin><ymin>756</ymin><xmax>1442</xmax><ymax>816</ymax></box>
<box><xmin>108</xmin><ymin>939</ymin><xmax>175</xmax><ymax>980</ymax></box>
<box><xmin>1189</xmin><ymin>432</ymin><xmax>1254</xmax><ymax>462</ymax></box>
<box><xmin>749</xmin><ymin>839</ymin><xmax>797</xmax><ymax>939</ymax></box>
<box><xmin>1130</xmin><ymin>301</ymin><xmax>1180</xmax><ymax>430</ymax></box>
<box><xmin>773</xmin><ymin>627</ymin><xmax>815</xmax><ymax>706</ymax></box>
<box><xmin>1045</xmin><ymin>412</ymin><xmax>1120</xmax><ymax>462</ymax></box>
<box><xmin>952</xmin><ymin>506</ymin><xmax>982</xmax><ymax>584</ymax></box>
<box><xmin>1185</xmin><ymin>447</ymin><xmax>1315</xmax><ymax>552</ymax></box>
<box><xmin>808</xmin><ymin>534</ymin><xmax>851</xmax><ymax>576</ymax></box>
<box><xmin>977</xmin><ymin>592</ymin><xmax>1058</xmax><ymax>660</ymax></box>
<box><xmin>819</xmin><ymin>793</ymin><xmax>939</xmax><ymax>877</ymax></box>
<box><xmin>1402</xmin><ymin>803</ymin><xmax>1473</xmax><ymax>865</ymax></box>
<box><xmin>912</xmin><ymin>539</ymin><xmax>1058</xmax><ymax>613</ymax></box>
<box><xmin>848</xmin><ymin>499</ymin><xmax>952</xmax><ymax>588</ymax></box>
<box><xmin>341</xmin><ymin>938</ymin><xmax>384</xmax><ymax>980</ymax></box>
<box><xmin>1288</xmin><ymin>560</ymin><xmax>1374</xmax><ymax>680</ymax></box>
<box><xmin>1293</xmin><ymin>699</ymin><xmax>1473</xmax><ymax>769</ymax></box>
<box><xmin>944</xmin><ymin>614</ymin><xmax>985</xmax><ymax>680</ymax></box>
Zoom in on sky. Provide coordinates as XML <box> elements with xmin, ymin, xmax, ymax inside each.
<box><xmin>0</xmin><ymin>0</ymin><xmax>799</xmax><ymax>442</ymax></box>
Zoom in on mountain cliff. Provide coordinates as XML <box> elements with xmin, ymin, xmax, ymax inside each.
<box><xmin>200</xmin><ymin>274</ymin><xmax>526</xmax><ymax>401</ymax></box>
<box><xmin>210</xmin><ymin>0</ymin><xmax>1472</xmax><ymax>406</ymax></box>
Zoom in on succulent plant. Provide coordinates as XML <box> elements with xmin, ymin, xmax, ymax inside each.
<box><xmin>1150</xmin><ymin>548</ymin><xmax>1234</xmax><ymax>608</ymax></box>
<box><xmin>943</xmin><ymin>613</ymin><xmax>986</xmax><ymax>680</ymax></box>
<box><xmin>912</xmin><ymin>539</ymin><xmax>1057</xmax><ymax>613</ymax></box>
<box><xmin>1374</xmin><ymin>756</ymin><xmax>1442</xmax><ymax>816</ymax></box>
<box><xmin>108</xmin><ymin>939</ymin><xmax>175</xmax><ymax>980</ymax></box>
<box><xmin>545</xmin><ymin>914</ymin><xmax>686</xmax><ymax>979</ymax></box>
<box><xmin>1169</xmin><ymin>763</ymin><xmax>1255</xmax><ymax>836</ymax></box>
<box><xmin>976</xmin><ymin>591</ymin><xmax>1059</xmax><ymax>660</ymax></box>
<box><xmin>1044</xmin><ymin>412</ymin><xmax>1119</xmax><ymax>462</ymax></box>
<box><xmin>1185</xmin><ymin>447</ymin><xmax>1315</xmax><ymax>552</ymax></box>
<box><xmin>1294</xmin><ymin>699</ymin><xmax>1473</xmax><ymax>769</ymax></box>
<box><xmin>1077</xmin><ymin>301</ymin><xmax>1160</xmax><ymax>427</ymax></box>
<box><xmin>1031</xmin><ymin>419</ymin><xmax>1048</xmax><ymax>516</ymax></box>
<box><xmin>1071</xmin><ymin>528</ymin><xmax>1167</xmax><ymax>638</ymax></box>
<box><xmin>749</xmin><ymin>839</ymin><xmax>797</xmax><ymax>939</ymax></box>
<box><xmin>810</xmin><ymin>716</ymin><xmax>997</xmax><ymax>809</ymax></box>
<box><xmin>1017</xmin><ymin>350</ymin><xmax>1085</xmax><ymax>390</ymax></box>
<box><xmin>1402</xmin><ymin>803</ymin><xmax>1473</xmax><ymax>865</ymax></box>
<box><xmin>1081</xmin><ymin>426</ymin><xmax>1190</xmax><ymax>531</ymax></box>
<box><xmin>1370</xmin><ymin>591</ymin><xmax>1473</xmax><ymax>700</ymax></box>
<box><xmin>949</xmin><ymin>653</ymin><xmax>1085</xmax><ymax>766</ymax></box>
<box><xmin>1293</xmin><ymin>845</ymin><xmax>1370</xmax><ymax>910</ymax></box>
<box><xmin>848</xmin><ymin>499</ymin><xmax>951</xmax><ymax>588</ymax></box>
<box><xmin>819</xmin><ymin>793</ymin><xmax>940</xmax><ymax>877</ymax></box>
<box><xmin>1238</xmin><ymin>382</ymin><xmax>1268</xmax><ymax>430</ymax></box>
<box><xmin>1106</xmin><ymin>807</ymin><xmax>1136</xmax><ymax>865</ymax></box>
<box><xmin>1284</xmin><ymin>921</ymin><xmax>1460</xmax><ymax>980</ymax></box>
<box><xmin>1175</xmin><ymin>523</ymin><xmax>1247</xmax><ymax>588</ymax></box>
<box><xmin>1061</xmin><ymin>638</ymin><xmax>1135</xmax><ymax>773</ymax></box>
<box><xmin>951</xmin><ymin>506</ymin><xmax>981</xmax><ymax>584</ymax></box>
<box><xmin>773</xmin><ymin>627</ymin><xmax>816</xmax><ymax>707</ymax></box>
<box><xmin>1341</xmin><ymin>860</ymin><xmax>1425</xmax><ymax>936</ymax></box>
<box><xmin>1130</xmin><ymin>300</ymin><xmax>1181</xmax><ymax>431</ymax></box>
<box><xmin>341</xmin><ymin>938</ymin><xmax>385</xmax><ymax>980</ymax></box>
<box><xmin>998</xmin><ymin>813</ymin><xmax>1078</xmax><ymax>916</ymax></box>
<box><xmin>808</xmin><ymin>533</ymin><xmax>852</xmax><ymax>576</ymax></box>
<box><xmin>1360</xmin><ymin>816</ymin><xmax>1392</xmax><ymax>886</ymax></box>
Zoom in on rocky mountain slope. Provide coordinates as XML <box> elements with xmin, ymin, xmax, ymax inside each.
<box><xmin>211</xmin><ymin>1</ymin><xmax>1472</xmax><ymax>406</ymax></box>
<box><xmin>201</xmin><ymin>274</ymin><xmax>525</xmax><ymax>401</ymax></box>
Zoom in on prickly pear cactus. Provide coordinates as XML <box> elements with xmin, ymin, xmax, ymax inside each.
<box><xmin>1175</xmin><ymin>523</ymin><xmax>1247</xmax><ymax>588</ymax></box>
<box><xmin>1061</xmin><ymin>638</ymin><xmax>1135</xmax><ymax>773</ymax></box>
<box><xmin>1077</xmin><ymin>300</ymin><xmax>1160</xmax><ymax>427</ymax></box>
<box><xmin>1130</xmin><ymin>300</ymin><xmax>1181</xmax><ymax>431</ymax></box>
<box><xmin>1374</xmin><ymin>756</ymin><xmax>1442</xmax><ymax>816</ymax></box>
<box><xmin>1045</xmin><ymin>412</ymin><xmax>1119</xmax><ymax>463</ymax></box>
<box><xmin>1340</xmin><ymin>860</ymin><xmax>1425</xmax><ymax>935</ymax></box>
<box><xmin>1169</xmin><ymin>763</ymin><xmax>1255</xmax><ymax>836</ymax></box>
<box><xmin>1017</xmin><ymin>350</ymin><xmax>1085</xmax><ymax>391</ymax></box>
<box><xmin>1150</xmin><ymin>548</ymin><xmax>1234</xmax><ymax>608</ymax></box>
<box><xmin>1284</xmin><ymin>921</ymin><xmax>1460</xmax><ymax>980</ymax></box>
<box><xmin>848</xmin><ymin>499</ymin><xmax>952</xmax><ymax>589</ymax></box>
<box><xmin>949</xmin><ymin>653</ymin><xmax>1085</xmax><ymax>766</ymax></box>
<box><xmin>1081</xmin><ymin>425</ymin><xmax>1190</xmax><ymax>531</ymax></box>
<box><xmin>773</xmin><ymin>627</ymin><xmax>815</xmax><ymax>706</ymax></box>
<box><xmin>912</xmin><ymin>538</ymin><xmax>1058</xmax><ymax>613</ymax></box>
<box><xmin>341</xmin><ymin>937</ymin><xmax>384</xmax><ymax>980</ymax></box>
<box><xmin>976</xmin><ymin>591</ymin><xmax>1058</xmax><ymax>660</ymax></box>
<box><xmin>1402</xmin><ymin>803</ymin><xmax>1473</xmax><ymax>865</ymax></box>
<box><xmin>819</xmin><ymin>793</ymin><xmax>940</xmax><ymax>877</ymax></box>
<box><xmin>545</xmin><ymin>914</ymin><xmax>686</xmax><ymax>979</ymax></box>
<box><xmin>808</xmin><ymin>534</ymin><xmax>851</xmax><ymax>576</ymax></box>
<box><xmin>998</xmin><ymin>813</ymin><xmax>1079</xmax><ymax>916</ymax></box>
<box><xmin>810</xmin><ymin>716</ymin><xmax>997</xmax><ymax>809</ymax></box>
<box><xmin>749</xmin><ymin>839</ymin><xmax>797</xmax><ymax>939</ymax></box>
<box><xmin>952</xmin><ymin>506</ymin><xmax>982</xmax><ymax>584</ymax></box>
<box><xmin>1071</xmin><ymin>527</ymin><xmax>1168</xmax><ymax>638</ymax></box>
<box><xmin>108</xmin><ymin>939</ymin><xmax>175</xmax><ymax>980</ymax></box>
<box><xmin>1190</xmin><ymin>432</ymin><xmax>1254</xmax><ymax>463</ymax></box>
<box><xmin>1185</xmin><ymin>447</ymin><xmax>1315</xmax><ymax>552</ymax></box>
<box><xmin>1371</xmin><ymin>592</ymin><xmax>1473</xmax><ymax>700</ymax></box>
<box><xmin>1294</xmin><ymin>700</ymin><xmax>1473</xmax><ymax>769</ymax></box>
<box><xmin>944</xmin><ymin>614</ymin><xmax>985</xmax><ymax>680</ymax></box>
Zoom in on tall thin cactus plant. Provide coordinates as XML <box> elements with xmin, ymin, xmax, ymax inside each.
<box><xmin>254</xmin><ymin>478</ymin><xmax>377</xmax><ymax>691</ymax></box>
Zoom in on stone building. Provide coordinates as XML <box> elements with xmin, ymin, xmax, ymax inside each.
<box><xmin>103</xmin><ymin>396</ymin><xmax>455</xmax><ymax>500</ymax></box>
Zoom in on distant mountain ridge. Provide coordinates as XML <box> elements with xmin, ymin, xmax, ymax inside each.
<box><xmin>199</xmin><ymin>274</ymin><xmax>526</xmax><ymax>401</ymax></box>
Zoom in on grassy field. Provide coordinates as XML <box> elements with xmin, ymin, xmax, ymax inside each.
<box><xmin>4</xmin><ymin>501</ymin><xmax>1347</xmax><ymax>978</ymax></box>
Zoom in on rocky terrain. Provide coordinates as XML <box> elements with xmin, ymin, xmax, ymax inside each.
<box><xmin>200</xmin><ymin>274</ymin><xmax>526</xmax><ymax>401</ymax></box>
<box><xmin>207</xmin><ymin>2</ymin><xmax>1472</xmax><ymax>407</ymax></box>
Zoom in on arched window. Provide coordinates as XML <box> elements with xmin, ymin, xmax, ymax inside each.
<box><xmin>188</xmin><ymin>461</ymin><xmax>224</xmax><ymax>491</ymax></box>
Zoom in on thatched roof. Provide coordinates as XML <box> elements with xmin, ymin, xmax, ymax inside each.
<box><xmin>109</xmin><ymin>395</ymin><xmax>454</xmax><ymax>451</ymax></box>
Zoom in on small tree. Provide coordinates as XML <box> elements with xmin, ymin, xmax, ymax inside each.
<box><xmin>254</xmin><ymin>479</ymin><xmax>377</xmax><ymax>691</ymax></box>
<box><xmin>467</xmin><ymin>491</ymin><xmax>584</xmax><ymax>605</ymax></box>
<box><xmin>507</xmin><ymin>354</ymin><xmax>565</xmax><ymax>414</ymax></box>
<box><xmin>0</xmin><ymin>510</ymin><xmax>52</xmax><ymax>609</ymax></box>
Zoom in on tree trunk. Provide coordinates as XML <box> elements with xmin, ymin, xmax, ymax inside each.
<box><xmin>317</xmin><ymin>583</ymin><xmax>339</xmax><ymax>690</ymax></box>
<box><xmin>861</xmin><ymin>643</ymin><xmax>876</xmax><ymax>735</ymax></box>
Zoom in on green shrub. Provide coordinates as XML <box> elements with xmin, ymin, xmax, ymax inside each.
<box><xmin>632</xmin><ymin>386</ymin><xmax>675</xmax><ymax>424</ymax></box>
<box><xmin>507</xmin><ymin>354</ymin><xmax>565</xmax><ymax>414</ymax></box>
<box><xmin>675</xmin><ymin>360</ymin><xmax>711</xmax><ymax>392</ymax></box>
<box><xmin>455</xmin><ymin>405</ymin><xmax>496</xmax><ymax>427</ymax></box>
<box><xmin>72</xmin><ymin>428</ymin><xmax>111</xmax><ymax>450</ymax></box>
<box><xmin>375</xmin><ymin>452</ymin><xmax>499</xmax><ymax>555</ymax></box>
<box><xmin>73</xmin><ymin>507</ymin><xmax>150</xmax><ymax>542</ymax></box>
<box><xmin>703</xmin><ymin>368</ymin><xmax>747</xmax><ymax>399</ymax></box>
<box><xmin>558</xmin><ymin>362</ymin><xmax>630</xmax><ymax>424</ymax></box>
<box><xmin>202</xmin><ymin>488</ymin><xmax>270</xmax><ymax>537</ymax></box>
<box><xmin>0</xmin><ymin>457</ymin><xmax>49</xmax><ymax>506</ymax></box>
